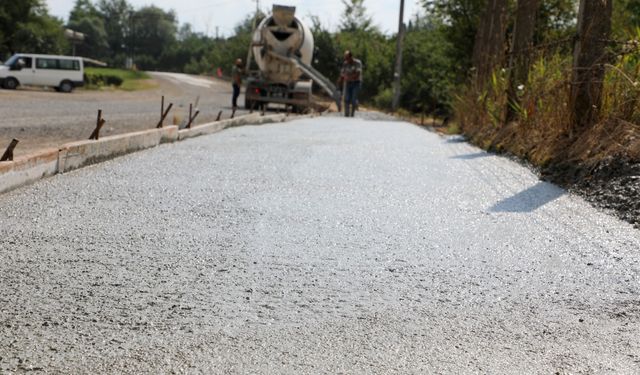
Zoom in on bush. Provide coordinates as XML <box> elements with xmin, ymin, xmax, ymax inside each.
<box><xmin>84</xmin><ymin>72</ymin><xmax>123</xmax><ymax>87</ymax></box>
<box><xmin>373</xmin><ymin>87</ymin><xmax>393</xmax><ymax>111</ymax></box>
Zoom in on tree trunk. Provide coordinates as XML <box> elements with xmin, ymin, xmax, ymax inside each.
<box><xmin>472</xmin><ymin>0</ymin><xmax>509</xmax><ymax>85</ymax></box>
<box><xmin>506</xmin><ymin>0</ymin><xmax>541</xmax><ymax>123</ymax></box>
<box><xmin>570</xmin><ymin>0</ymin><xmax>613</xmax><ymax>130</ymax></box>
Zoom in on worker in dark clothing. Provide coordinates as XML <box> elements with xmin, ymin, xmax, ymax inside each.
<box><xmin>338</xmin><ymin>50</ymin><xmax>363</xmax><ymax>117</ymax></box>
<box><xmin>231</xmin><ymin>58</ymin><xmax>244</xmax><ymax>110</ymax></box>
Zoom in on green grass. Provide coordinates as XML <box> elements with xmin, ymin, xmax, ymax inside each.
<box><xmin>84</xmin><ymin>67</ymin><xmax>156</xmax><ymax>91</ymax></box>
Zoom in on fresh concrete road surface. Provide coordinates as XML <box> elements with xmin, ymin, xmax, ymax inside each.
<box><xmin>1</xmin><ymin>116</ymin><xmax>639</xmax><ymax>373</ymax></box>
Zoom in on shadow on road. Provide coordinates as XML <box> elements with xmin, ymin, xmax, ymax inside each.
<box><xmin>451</xmin><ymin>152</ymin><xmax>491</xmax><ymax>160</ymax></box>
<box><xmin>444</xmin><ymin>135</ymin><xmax>467</xmax><ymax>143</ymax></box>
<box><xmin>490</xmin><ymin>181</ymin><xmax>565</xmax><ymax>213</ymax></box>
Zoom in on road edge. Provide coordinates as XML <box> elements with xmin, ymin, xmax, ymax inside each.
<box><xmin>0</xmin><ymin>113</ymin><xmax>317</xmax><ymax>195</ymax></box>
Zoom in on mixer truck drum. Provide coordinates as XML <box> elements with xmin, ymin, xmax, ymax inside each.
<box><xmin>271</xmin><ymin>30</ymin><xmax>293</xmax><ymax>41</ymax></box>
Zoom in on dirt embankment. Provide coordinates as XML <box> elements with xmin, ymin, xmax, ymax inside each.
<box><xmin>544</xmin><ymin>157</ymin><xmax>640</xmax><ymax>227</ymax></box>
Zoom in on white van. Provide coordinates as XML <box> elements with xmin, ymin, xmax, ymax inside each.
<box><xmin>0</xmin><ymin>53</ymin><xmax>84</xmax><ymax>93</ymax></box>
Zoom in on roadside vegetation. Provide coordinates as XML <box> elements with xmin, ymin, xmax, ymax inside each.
<box><xmin>84</xmin><ymin>67</ymin><xmax>155</xmax><ymax>91</ymax></box>
<box><xmin>451</xmin><ymin>0</ymin><xmax>640</xmax><ymax>168</ymax></box>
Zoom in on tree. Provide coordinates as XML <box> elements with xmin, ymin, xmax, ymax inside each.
<box><xmin>310</xmin><ymin>16</ymin><xmax>340</xmax><ymax>83</ymax></box>
<box><xmin>506</xmin><ymin>0</ymin><xmax>542</xmax><ymax>123</ymax></box>
<box><xmin>612</xmin><ymin>0</ymin><xmax>640</xmax><ymax>38</ymax></box>
<box><xmin>0</xmin><ymin>0</ymin><xmax>67</xmax><ymax>57</ymax></box>
<box><xmin>166</xmin><ymin>24</ymin><xmax>214</xmax><ymax>74</ymax></box>
<box><xmin>68</xmin><ymin>0</ymin><xmax>109</xmax><ymax>58</ymax></box>
<box><xmin>570</xmin><ymin>0</ymin><xmax>613</xmax><ymax>130</ymax></box>
<box><xmin>203</xmin><ymin>13</ymin><xmax>263</xmax><ymax>77</ymax></box>
<box><xmin>339</xmin><ymin>0</ymin><xmax>374</xmax><ymax>33</ymax></box>
<box><xmin>97</xmin><ymin>0</ymin><xmax>132</xmax><ymax>60</ymax></box>
<box><xmin>534</xmin><ymin>0</ymin><xmax>577</xmax><ymax>45</ymax></box>
<box><xmin>400</xmin><ymin>15</ymin><xmax>457</xmax><ymax>114</ymax></box>
<box><xmin>422</xmin><ymin>0</ymin><xmax>486</xmax><ymax>83</ymax></box>
<box><xmin>69</xmin><ymin>0</ymin><xmax>100</xmax><ymax>20</ymax></box>
<box><xmin>471</xmin><ymin>0</ymin><xmax>509</xmax><ymax>84</ymax></box>
<box><xmin>129</xmin><ymin>6</ymin><xmax>178</xmax><ymax>69</ymax></box>
<box><xmin>0</xmin><ymin>0</ymin><xmax>39</xmax><ymax>55</ymax></box>
<box><xmin>12</xmin><ymin>11</ymin><xmax>68</xmax><ymax>55</ymax></box>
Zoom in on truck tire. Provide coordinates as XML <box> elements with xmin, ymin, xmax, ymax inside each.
<box><xmin>3</xmin><ymin>77</ymin><xmax>18</xmax><ymax>90</ymax></box>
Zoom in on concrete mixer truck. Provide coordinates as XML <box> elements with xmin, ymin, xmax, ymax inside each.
<box><xmin>244</xmin><ymin>5</ymin><xmax>341</xmax><ymax>112</ymax></box>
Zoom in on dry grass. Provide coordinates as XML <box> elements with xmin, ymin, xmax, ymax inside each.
<box><xmin>453</xmin><ymin>46</ymin><xmax>640</xmax><ymax>172</ymax></box>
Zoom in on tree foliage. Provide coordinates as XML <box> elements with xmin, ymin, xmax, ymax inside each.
<box><xmin>339</xmin><ymin>0</ymin><xmax>374</xmax><ymax>33</ymax></box>
<box><xmin>129</xmin><ymin>6</ymin><xmax>178</xmax><ymax>69</ymax></box>
<box><xmin>0</xmin><ymin>0</ymin><xmax>67</xmax><ymax>58</ymax></box>
<box><xmin>97</xmin><ymin>0</ymin><xmax>132</xmax><ymax>61</ymax></box>
<box><xmin>68</xmin><ymin>0</ymin><xmax>109</xmax><ymax>58</ymax></box>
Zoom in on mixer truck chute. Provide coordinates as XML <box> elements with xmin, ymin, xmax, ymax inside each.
<box><xmin>245</xmin><ymin>5</ymin><xmax>341</xmax><ymax>112</ymax></box>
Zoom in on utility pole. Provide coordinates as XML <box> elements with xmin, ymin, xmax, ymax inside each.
<box><xmin>391</xmin><ymin>0</ymin><xmax>405</xmax><ymax>112</ymax></box>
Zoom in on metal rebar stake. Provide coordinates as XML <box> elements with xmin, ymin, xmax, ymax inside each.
<box><xmin>1</xmin><ymin>139</ymin><xmax>19</xmax><ymax>162</ymax></box>
<box><xmin>89</xmin><ymin>110</ymin><xmax>106</xmax><ymax>140</ymax></box>
<box><xmin>157</xmin><ymin>96</ymin><xmax>174</xmax><ymax>128</ymax></box>
<box><xmin>185</xmin><ymin>104</ymin><xmax>200</xmax><ymax>129</ymax></box>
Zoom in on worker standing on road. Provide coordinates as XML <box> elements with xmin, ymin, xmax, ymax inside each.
<box><xmin>231</xmin><ymin>58</ymin><xmax>244</xmax><ymax>110</ymax></box>
<box><xmin>338</xmin><ymin>50</ymin><xmax>363</xmax><ymax>117</ymax></box>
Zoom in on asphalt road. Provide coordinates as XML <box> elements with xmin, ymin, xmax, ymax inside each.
<box><xmin>1</xmin><ymin>116</ymin><xmax>639</xmax><ymax>373</ymax></box>
<box><xmin>0</xmin><ymin>72</ymin><xmax>246</xmax><ymax>156</ymax></box>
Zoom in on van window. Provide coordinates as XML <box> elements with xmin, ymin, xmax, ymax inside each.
<box><xmin>3</xmin><ymin>55</ymin><xmax>32</xmax><ymax>68</ymax></box>
<box><xmin>3</xmin><ymin>55</ymin><xmax>19</xmax><ymax>66</ymax></box>
<box><xmin>20</xmin><ymin>57</ymin><xmax>33</xmax><ymax>69</ymax></box>
<box><xmin>35</xmin><ymin>58</ymin><xmax>80</xmax><ymax>71</ymax></box>
<box><xmin>36</xmin><ymin>58</ymin><xmax>59</xmax><ymax>70</ymax></box>
<box><xmin>58</xmin><ymin>59</ymin><xmax>80</xmax><ymax>71</ymax></box>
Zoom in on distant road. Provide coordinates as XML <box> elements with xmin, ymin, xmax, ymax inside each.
<box><xmin>151</xmin><ymin>71</ymin><xmax>223</xmax><ymax>89</ymax></box>
<box><xmin>0</xmin><ymin>72</ymin><xmax>244</xmax><ymax>156</ymax></box>
<box><xmin>1</xmin><ymin>116</ymin><xmax>638</xmax><ymax>373</ymax></box>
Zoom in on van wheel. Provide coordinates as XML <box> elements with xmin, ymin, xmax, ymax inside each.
<box><xmin>3</xmin><ymin>77</ymin><xmax>18</xmax><ymax>90</ymax></box>
<box><xmin>58</xmin><ymin>80</ymin><xmax>73</xmax><ymax>93</ymax></box>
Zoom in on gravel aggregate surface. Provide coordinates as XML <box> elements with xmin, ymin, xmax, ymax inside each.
<box><xmin>0</xmin><ymin>73</ymin><xmax>246</xmax><ymax>156</ymax></box>
<box><xmin>1</xmin><ymin>116</ymin><xmax>639</xmax><ymax>373</ymax></box>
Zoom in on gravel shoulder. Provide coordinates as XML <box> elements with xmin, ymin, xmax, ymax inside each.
<box><xmin>0</xmin><ymin>73</ymin><xmax>246</xmax><ymax>157</ymax></box>
<box><xmin>0</xmin><ymin>117</ymin><xmax>639</xmax><ymax>373</ymax></box>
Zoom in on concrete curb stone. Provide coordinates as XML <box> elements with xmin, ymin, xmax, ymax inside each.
<box><xmin>0</xmin><ymin>148</ymin><xmax>59</xmax><ymax>193</ymax></box>
<box><xmin>0</xmin><ymin>113</ymin><xmax>312</xmax><ymax>194</ymax></box>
